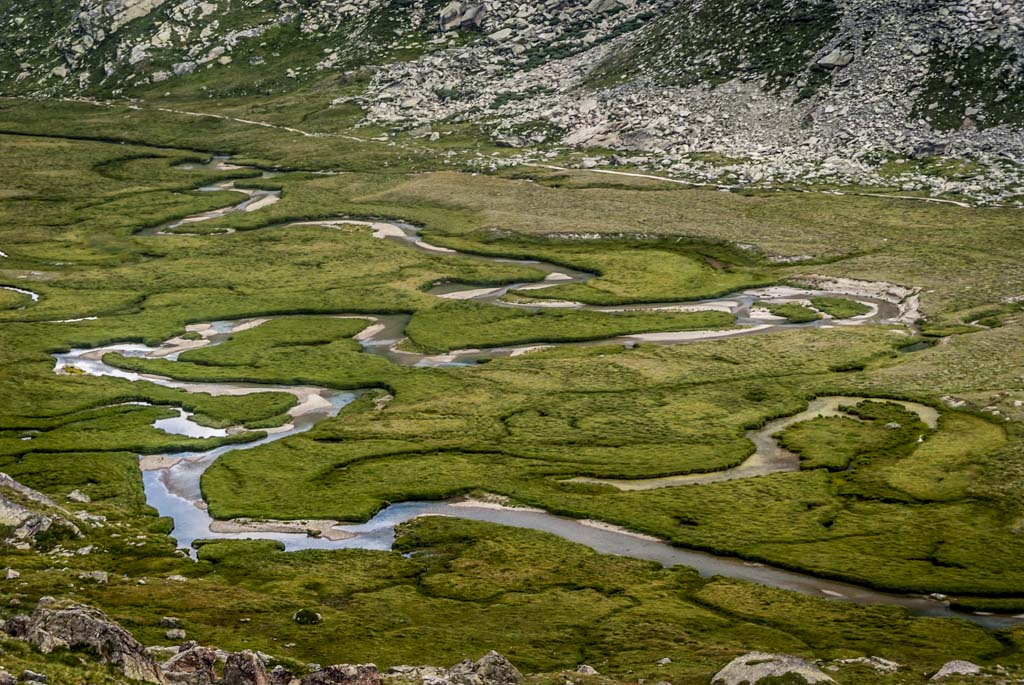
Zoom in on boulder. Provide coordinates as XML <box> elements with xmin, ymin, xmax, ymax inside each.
<box><xmin>18</xmin><ymin>599</ymin><xmax>165</xmax><ymax>683</ymax></box>
<box><xmin>460</xmin><ymin>4</ymin><xmax>486</xmax><ymax>29</ymax></box>
<box><xmin>2</xmin><ymin>614</ymin><xmax>28</xmax><ymax>638</ymax></box>
<box><xmin>0</xmin><ymin>672</ymin><xmax>13</xmax><ymax>685</ymax></box>
<box><xmin>19</xmin><ymin>671</ymin><xmax>47</xmax><ymax>684</ymax></box>
<box><xmin>439</xmin><ymin>1</ymin><xmax>464</xmax><ymax>30</ymax></box>
<box><xmin>449</xmin><ymin>652</ymin><xmax>523</xmax><ymax>685</ymax></box>
<box><xmin>487</xmin><ymin>28</ymin><xmax>513</xmax><ymax>43</ymax></box>
<box><xmin>77</xmin><ymin>570</ymin><xmax>108</xmax><ymax>584</ymax></box>
<box><xmin>162</xmin><ymin>644</ymin><xmax>218</xmax><ymax>685</ymax></box>
<box><xmin>66</xmin><ymin>489</ymin><xmax>91</xmax><ymax>503</ymax></box>
<box><xmin>817</xmin><ymin>48</ymin><xmax>853</xmax><ymax>68</ymax></box>
<box><xmin>712</xmin><ymin>652</ymin><xmax>834</xmax><ymax>685</ymax></box>
<box><xmin>301</xmin><ymin>664</ymin><xmax>380</xmax><ymax>685</ymax></box>
<box><xmin>439</xmin><ymin>1</ymin><xmax>486</xmax><ymax>31</ymax></box>
<box><xmin>836</xmin><ymin>656</ymin><xmax>900</xmax><ymax>673</ymax></box>
<box><xmin>292</xmin><ymin>609</ymin><xmax>323</xmax><ymax>625</ymax></box>
<box><xmin>223</xmin><ymin>651</ymin><xmax>271</xmax><ymax>685</ymax></box>
<box><xmin>269</xmin><ymin>665</ymin><xmax>294</xmax><ymax>685</ymax></box>
<box><xmin>587</xmin><ymin>0</ymin><xmax>624</xmax><ymax>12</ymax></box>
<box><xmin>931</xmin><ymin>661</ymin><xmax>982</xmax><ymax>680</ymax></box>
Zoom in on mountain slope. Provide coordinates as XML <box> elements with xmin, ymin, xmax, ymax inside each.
<box><xmin>1</xmin><ymin>0</ymin><xmax>1023</xmax><ymax>202</ymax></box>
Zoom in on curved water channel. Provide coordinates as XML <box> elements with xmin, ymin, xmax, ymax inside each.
<box><xmin>48</xmin><ymin>156</ymin><xmax>1020</xmax><ymax>628</ymax></box>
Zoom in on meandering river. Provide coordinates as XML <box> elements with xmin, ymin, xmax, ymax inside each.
<box><xmin>48</xmin><ymin>156</ymin><xmax>1019</xmax><ymax>628</ymax></box>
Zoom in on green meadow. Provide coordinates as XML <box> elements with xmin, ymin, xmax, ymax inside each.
<box><xmin>1</xmin><ymin>97</ymin><xmax>1024</xmax><ymax>683</ymax></box>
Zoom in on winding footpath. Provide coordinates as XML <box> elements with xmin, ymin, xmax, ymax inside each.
<box><xmin>44</xmin><ymin>156</ymin><xmax>1020</xmax><ymax>629</ymax></box>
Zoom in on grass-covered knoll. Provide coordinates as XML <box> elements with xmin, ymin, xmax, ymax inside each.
<box><xmin>0</xmin><ymin>402</ymin><xmax>264</xmax><ymax>458</ymax></box>
<box><xmin>778</xmin><ymin>401</ymin><xmax>930</xmax><ymax>471</ymax></box>
<box><xmin>405</xmin><ymin>301</ymin><xmax>735</xmax><ymax>352</ymax></box>
<box><xmin>178</xmin><ymin>317</ymin><xmax>371</xmax><ymax>366</ymax></box>
<box><xmin>810</xmin><ymin>296</ymin><xmax>871</xmax><ymax>319</ymax></box>
<box><xmin>762</xmin><ymin>301</ymin><xmax>822</xmax><ymax>323</ymax></box>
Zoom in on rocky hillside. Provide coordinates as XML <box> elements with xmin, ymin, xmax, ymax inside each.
<box><xmin>1</xmin><ymin>0</ymin><xmax>1023</xmax><ymax>199</ymax></box>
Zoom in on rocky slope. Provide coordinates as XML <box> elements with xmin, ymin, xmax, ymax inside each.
<box><xmin>1</xmin><ymin>0</ymin><xmax>1023</xmax><ymax>202</ymax></box>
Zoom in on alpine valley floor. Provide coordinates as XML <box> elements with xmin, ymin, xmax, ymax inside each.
<box><xmin>2</xmin><ymin>98</ymin><xmax>1024</xmax><ymax>685</ymax></box>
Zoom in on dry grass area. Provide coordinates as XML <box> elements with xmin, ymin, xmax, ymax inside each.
<box><xmin>377</xmin><ymin>169</ymin><xmax>1024</xmax><ymax>313</ymax></box>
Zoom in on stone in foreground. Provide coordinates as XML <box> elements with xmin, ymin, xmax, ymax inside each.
<box><xmin>712</xmin><ymin>652</ymin><xmax>834</xmax><ymax>685</ymax></box>
<box><xmin>7</xmin><ymin>598</ymin><xmax>165</xmax><ymax>683</ymax></box>
<box><xmin>223</xmin><ymin>650</ymin><xmax>271</xmax><ymax>685</ymax></box>
<box><xmin>449</xmin><ymin>651</ymin><xmax>524</xmax><ymax>685</ymax></box>
<box><xmin>302</xmin><ymin>664</ymin><xmax>381</xmax><ymax>685</ymax></box>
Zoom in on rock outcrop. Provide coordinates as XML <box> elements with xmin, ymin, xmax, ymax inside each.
<box><xmin>302</xmin><ymin>664</ymin><xmax>381</xmax><ymax>685</ymax></box>
<box><xmin>0</xmin><ymin>473</ymin><xmax>81</xmax><ymax>548</ymax></box>
<box><xmin>448</xmin><ymin>652</ymin><xmax>524</xmax><ymax>685</ymax></box>
<box><xmin>162</xmin><ymin>643</ymin><xmax>219</xmax><ymax>685</ymax></box>
<box><xmin>4</xmin><ymin>599</ymin><xmax>166</xmax><ymax>683</ymax></box>
<box><xmin>222</xmin><ymin>650</ymin><xmax>271</xmax><ymax>685</ymax></box>
<box><xmin>712</xmin><ymin>652</ymin><xmax>834</xmax><ymax>685</ymax></box>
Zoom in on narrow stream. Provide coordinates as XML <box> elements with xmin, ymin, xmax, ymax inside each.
<box><xmin>46</xmin><ymin>156</ymin><xmax>1017</xmax><ymax>628</ymax></box>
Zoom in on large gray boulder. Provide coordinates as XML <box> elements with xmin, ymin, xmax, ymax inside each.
<box><xmin>301</xmin><ymin>664</ymin><xmax>380</xmax><ymax>685</ymax></box>
<box><xmin>14</xmin><ymin>599</ymin><xmax>165</xmax><ymax>683</ymax></box>
<box><xmin>931</xmin><ymin>661</ymin><xmax>982</xmax><ymax>680</ymax></box>
<box><xmin>439</xmin><ymin>1</ymin><xmax>486</xmax><ymax>31</ymax></box>
<box><xmin>222</xmin><ymin>651</ymin><xmax>271</xmax><ymax>685</ymax></box>
<box><xmin>448</xmin><ymin>652</ymin><xmax>523</xmax><ymax>685</ymax></box>
<box><xmin>712</xmin><ymin>652</ymin><xmax>834</xmax><ymax>685</ymax></box>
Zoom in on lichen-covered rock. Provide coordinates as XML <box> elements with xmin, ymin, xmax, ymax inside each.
<box><xmin>449</xmin><ymin>652</ymin><xmax>523</xmax><ymax>685</ymax></box>
<box><xmin>712</xmin><ymin>652</ymin><xmax>834</xmax><ymax>685</ymax></box>
<box><xmin>223</xmin><ymin>650</ymin><xmax>271</xmax><ymax>685</ymax></box>
<box><xmin>931</xmin><ymin>661</ymin><xmax>982</xmax><ymax>680</ymax></box>
<box><xmin>301</xmin><ymin>664</ymin><xmax>380</xmax><ymax>685</ymax></box>
<box><xmin>19</xmin><ymin>599</ymin><xmax>166</xmax><ymax>683</ymax></box>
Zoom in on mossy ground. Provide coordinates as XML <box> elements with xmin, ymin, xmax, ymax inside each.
<box><xmin>1</xmin><ymin>101</ymin><xmax>1024</xmax><ymax>683</ymax></box>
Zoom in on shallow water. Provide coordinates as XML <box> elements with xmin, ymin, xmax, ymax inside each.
<box><xmin>153</xmin><ymin>408</ymin><xmax>230</xmax><ymax>439</ymax></box>
<box><xmin>1</xmin><ymin>285</ymin><xmax>41</xmax><ymax>303</ymax></box>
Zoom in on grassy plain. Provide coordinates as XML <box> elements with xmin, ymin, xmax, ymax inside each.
<box><xmin>1</xmin><ymin>100</ymin><xmax>1024</xmax><ymax>683</ymax></box>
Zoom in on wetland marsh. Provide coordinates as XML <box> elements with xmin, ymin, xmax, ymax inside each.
<box><xmin>2</xmin><ymin>102</ymin><xmax>1024</xmax><ymax>684</ymax></box>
